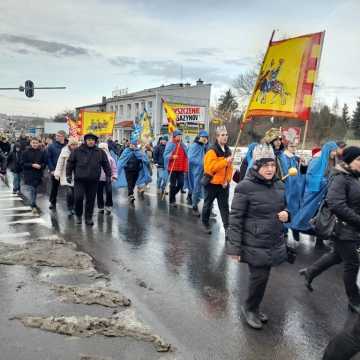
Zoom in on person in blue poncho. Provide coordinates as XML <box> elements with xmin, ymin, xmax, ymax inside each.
<box><xmin>278</xmin><ymin>141</ymin><xmax>306</xmax><ymax>241</ymax></box>
<box><xmin>291</xmin><ymin>141</ymin><xmax>338</xmax><ymax>237</ymax></box>
<box><xmin>187</xmin><ymin>130</ymin><xmax>209</xmax><ymax>217</ymax></box>
<box><xmin>115</xmin><ymin>140</ymin><xmax>151</xmax><ymax>204</ymax></box>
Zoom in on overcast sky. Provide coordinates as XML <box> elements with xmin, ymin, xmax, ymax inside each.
<box><xmin>0</xmin><ymin>0</ymin><xmax>359</xmax><ymax>117</ymax></box>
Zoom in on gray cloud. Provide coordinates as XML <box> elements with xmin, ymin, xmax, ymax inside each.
<box><xmin>0</xmin><ymin>34</ymin><xmax>90</xmax><ymax>57</ymax></box>
<box><xmin>321</xmin><ymin>85</ymin><xmax>360</xmax><ymax>91</ymax></box>
<box><xmin>109</xmin><ymin>56</ymin><xmax>231</xmax><ymax>84</ymax></box>
<box><xmin>223</xmin><ymin>56</ymin><xmax>256</xmax><ymax>66</ymax></box>
<box><xmin>177</xmin><ymin>48</ymin><xmax>220</xmax><ymax>57</ymax></box>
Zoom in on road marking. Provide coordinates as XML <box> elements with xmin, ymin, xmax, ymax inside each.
<box><xmin>5</xmin><ymin>218</ymin><xmax>47</xmax><ymax>225</ymax></box>
<box><xmin>0</xmin><ymin>197</ymin><xmax>23</xmax><ymax>201</ymax></box>
<box><xmin>0</xmin><ymin>232</ymin><xmax>31</xmax><ymax>239</ymax></box>
<box><xmin>2</xmin><ymin>212</ymin><xmax>39</xmax><ymax>217</ymax></box>
<box><xmin>0</xmin><ymin>206</ymin><xmax>32</xmax><ymax>211</ymax></box>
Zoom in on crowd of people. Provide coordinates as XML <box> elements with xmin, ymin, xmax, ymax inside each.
<box><xmin>0</xmin><ymin>126</ymin><xmax>359</xmax><ymax>359</ymax></box>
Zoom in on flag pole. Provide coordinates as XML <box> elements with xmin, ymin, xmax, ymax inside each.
<box><xmin>301</xmin><ymin>30</ymin><xmax>325</xmax><ymax>150</ymax></box>
<box><xmin>232</xmin><ymin>30</ymin><xmax>276</xmax><ymax>157</ymax></box>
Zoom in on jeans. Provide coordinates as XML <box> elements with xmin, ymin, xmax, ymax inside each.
<box><xmin>245</xmin><ymin>265</ymin><xmax>271</xmax><ymax>311</ymax></box>
<box><xmin>169</xmin><ymin>171</ymin><xmax>184</xmax><ymax>203</ymax></box>
<box><xmin>27</xmin><ymin>185</ymin><xmax>38</xmax><ymax>208</ymax></box>
<box><xmin>74</xmin><ymin>180</ymin><xmax>98</xmax><ymax>220</ymax></box>
<box><xmin>65</xmin><ymin>186</ymin><xmax>74</xmax><ymax>211</ymax></box>
<box><xmin>156</xmin><ymin>167</ymin><xmax>166</xmax><ymax>191</ymax></box>
<box><xmin>307</xmin><ymin>241</ymin><xmax>360</xmax><ymax>304</ymax></box>
<box><xmin>323</xmin><ymin>315</ymin><xmax>360</xmax><ymax>360</ymax></box>
<box><xmin>97</xmin><ymin>181</ymin><xmax>113</xmax><ymax>208</ymax></box>
<box><xmin>202</xmin><ymin>184</ymin><xmax>229</xmax><ymax>228</ymax></box>
<box><xmin>49</xmin><ymin>174</ymin><xmax>60</xmax><ymax>205</ymax></box>
<box><xmin>12</xmin><ymin>172</ymin><xmax>21</xmax><ymax>192</ymax></box>
<box><xmin>125</xmin><ymin>170</ymin><xmax>139</xmax><ymax>196</ymax></box>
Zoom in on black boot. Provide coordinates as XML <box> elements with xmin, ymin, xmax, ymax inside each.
<box><xmin>75</xmin><ymin>216</ymin><xmax>82</xmax><ymax>224</ymax></box>
<box><xmin>299</xmin><ymin>268</ymin><xmax>314</xmax><ymax>292</ymax></box>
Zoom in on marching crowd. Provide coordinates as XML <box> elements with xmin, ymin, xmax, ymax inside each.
<box><xmin>0</xmin><ymin>126</ymin><xmax>360</xmax><ymax>359</ymax></box>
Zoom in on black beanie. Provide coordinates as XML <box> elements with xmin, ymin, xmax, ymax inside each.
<box><xmin>342</xmin><ymin>146</ymin><xmax>360</xmax><ymax>164</ymax></box>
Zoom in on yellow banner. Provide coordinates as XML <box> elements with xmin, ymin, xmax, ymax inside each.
<box><xmin>246</xmin><ymin>31</ymin><xmax>324</xmax><ymax>121</ymax></box>
<box><xmin>80</xmin><ymin>111</ymin><xmax>115</xmax><ymax>136</ymax></box>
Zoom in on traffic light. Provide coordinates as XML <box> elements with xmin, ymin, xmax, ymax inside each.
<box><xmin>25</xmin><ymin>80</ymin><xmax>34</xmax><ymax>98</ymax></box>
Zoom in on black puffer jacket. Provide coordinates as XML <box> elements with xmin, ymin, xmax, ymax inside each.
<box><xmin>226</xmin><ymin>168</ymin><xmax>288</xmax><ymax>267</ymax></box>
<box><xmin>327</xmin><ymin>164</ymin><xmax>360</xmax><ymax>242</ymax></box>
<box><xmin>66</xmin><ymin>144</ymin><xmax>111</xmax><ymax>182</ymax></box>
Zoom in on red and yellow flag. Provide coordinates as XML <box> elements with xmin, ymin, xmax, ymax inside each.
<box><xmin>162</xmin><ymin>99</ymin><xmax>177</xmax><ymax>133</ymax></box>
<box><xmin>66</xmin><ymin>116</ymin><xmax>80</xmax><ymax>139</ymax></box>
<box><xmin>245</xmin><ymin>31</ymin><xmax>325</xmax><ymax>122</ymax></box>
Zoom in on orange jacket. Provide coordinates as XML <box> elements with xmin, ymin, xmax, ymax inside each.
<box><xmin>204</xmin><ymin>148</ymin><xmax>233</xmax><ymax>185</ymax></box>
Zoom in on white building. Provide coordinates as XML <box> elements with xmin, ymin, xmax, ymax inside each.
<box><xmin>76</xmin><ymin>80</ymin><xmax>211</xmax><ymax>143</ymax></box>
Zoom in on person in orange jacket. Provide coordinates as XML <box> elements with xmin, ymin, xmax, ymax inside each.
<box><xmin>202</xmin><ymin>126</ymin><xmax>233</xmax><ymax>235</ymax></box>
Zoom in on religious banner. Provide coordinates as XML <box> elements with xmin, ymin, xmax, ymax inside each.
<box><xmin>162</xmin><ymin>99</ymin><xmax>177</xmax><ymax>133</ymax></box>
<box><xmin>245</xmin><ymin>31</ymin><xmax>325</xmax><ymax>122</ymax></box>
<box><xmin>281</xmin><ymin>127</ymin><xmax>301</xmax><ymax>145</ymax></box>
<box><xmin>65</xmin><ymin>115</ymin><xmax>80</xmax><ymax>139</ymax></box>
<box><xmin>79</xmin><ymin>111</ymin><xmax>115</xmax><ymax>136</ymax></box>
<box><xmin>140</xmin><ymin>109</ymin><xmax>153</xmax><ymax>143</ymax></box>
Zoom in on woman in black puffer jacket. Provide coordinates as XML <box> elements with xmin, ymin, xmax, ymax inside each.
<box><xmin>300</xmin><ymin>146</ymin><xmax>360</xmax><ymax>314</ymax></box>
<box><xmin>226</xmin><ymin>144</ymin><xmax>290</xmax><ymax>330</ymax></box>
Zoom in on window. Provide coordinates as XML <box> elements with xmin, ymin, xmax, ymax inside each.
<box><xmin>147</xmin><ymin>101</ymin><xmax>152</xmax><ymax>109</ymax></box>
<box><xmin>110</xmin><ymin>105</ymin><xmax>113</xmax><ymax>111</ymax></box>
<box><xmin>119</xmin><ymin>105</ymin><xmax>124</xmax><ymax>115</ymax></box>
<box><xmin>127</xmin><ymin>104</ymin><xmax>131</xmax><ymax>117</ymax></box>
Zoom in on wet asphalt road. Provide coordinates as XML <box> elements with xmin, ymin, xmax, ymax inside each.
<box><xmin>1</xmin><ymin>176</ymin><xmax>360</xmax><ymax>360</ymax></box>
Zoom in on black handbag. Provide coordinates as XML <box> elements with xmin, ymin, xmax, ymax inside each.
<box><xmin>310</xmin><ymin>200</ymin><xmax>337</xmax><ymax>239</ymax></box>
<box><xmin>201</xmin><ymin>173</ymin><xmax>213</xmax><ymax>186</ymax></box>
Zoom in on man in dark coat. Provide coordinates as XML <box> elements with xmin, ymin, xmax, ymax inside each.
<box><xmin>21</xmin><ymin>138</ymin><xmax>47</xmax><ymax>213</ymax></box>
<box><xmin>153</xmin><ymin>136</ymin><xmax>168</xmax><ymax>194</ymax></box>
<box><xmin>66</xmin><ymin>133</ymin><xmax>111</xmax><ymax>226</ymax></box>
<box><xmin>227</xmin><ymin>144</ymin><xmax>290</xmax><ymax>329</ymax></box>
<box><xmin>47</xmin><ymin>130</ymin><xmax>67</xmax><ymax>210</ymax></box>
<box><xmin>299</xmin><ymin>146</ymin><xmax>360</xmax><ymax>313</ymax></box>
<box><xmin>7</xmin><ymin>142</ymin><xmax>23</xmax><ymax>194</ymax></box>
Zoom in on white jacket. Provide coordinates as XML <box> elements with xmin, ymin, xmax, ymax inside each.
<box><xmin>54</xmin><ymin>146</ymin><xmax>74</xmax><ymax>186</ymax></box>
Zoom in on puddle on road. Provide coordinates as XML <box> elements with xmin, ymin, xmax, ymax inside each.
<box><xmin>13</xmin><ymin>309</ymin><xmax>171</xmax><ymax>352</ymax></box>
<box><xmin>52</xmin><ymin>285</ymin><xmax>131</xmax><ymax>308</ymax></box>
<box><xmin>0</xmin><ymin>236</ymin><xmax>95</xmax><ymax>270</ymax></box>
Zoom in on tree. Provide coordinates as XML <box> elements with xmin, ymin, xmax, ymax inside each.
<box><xmin>217</xmin><ymin>89</ymin><xmax>238</xmax><ymax>113</ymax></box>
<box><xmin>53</xmin><ymin>109</ymin><xmax>75</xmax><ymax>123</ymax></box>
<box><xmin>232</xmin><ymin>69</ymin><xmax>258</xmax><ymax>105</ymax></box>
<box><xmin>342</xmin><ymin>103</ymin><xmax>351</xmax><ymax>129</ymax></box>
<box><xmin>352</xmin><ymin>100</ymin><xmax>360</xmax><ymax>139</ymax></box>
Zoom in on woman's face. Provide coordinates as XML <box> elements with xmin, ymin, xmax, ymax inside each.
<box><xmin>258</xmin><ymin>161</ymin><xmax>276</xmax><ymax>180</ymax></box>
<box><xmin>350</xmin><ymin>156</ymin><xmax>360</xmax><ymax>172</ymax></box>
<box><xmin>217</xmin><ymin>131</ymin><xmax>228</xmax><ymax>146</ymax></box>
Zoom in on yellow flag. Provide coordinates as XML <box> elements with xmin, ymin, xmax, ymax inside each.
<box><xmin>140</xmin><ymin>110</ymin><xmax>152</xmax><ymax>143</ymax></box>
<box><xmin>245</xmin><ymin>31</ymin><xmax>325</xmax><ymax>122</ymax></box>
<box><xmin>163</xmin><ymin>99</ymin><xmax>177</xmax><ymax>133</ymax></box>
<box><xmin>80</xmin><ymin>111</ymin><xmax>115</xmax><ymax>136</ymax></box>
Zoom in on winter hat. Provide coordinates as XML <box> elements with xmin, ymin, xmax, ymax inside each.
<box><xmin>162</xmin><ymin>135</ymin><xmax>169</xmax><ymax>141</ymax></box>
<box><xmin>263</xmin><ymin>128</ymin><xmax>282</xmax><ymax>144</ymax></box>
<box><xmin>342</xmin><ymin>146</ymin><xmax>360</xmax><ymax>165</ymax></box>
<box><xmin>173</xmin><ymin>129</ymin><xmax>182</xmax><ymax>137</ymax></box>
<box><xmin>199</xmin><ymin>129</ymin><xmax>209</xmax><ymax>138</ymax></box>
<box><xmin>252</xmin><ymin>144</ymin><xmax>275</xmax><ymax>168</ymax></box>
<box><xmin>311</xmin><ymin>146</ymin><xmax>321</xmax><ymax>157</ymax></box>
<box><xmin>84</xmin><ymin>133</ymin><xmax>98</xmax><ymax>142</ymax></box>
<box><xmin>68</xmin><ymin>137</ymin><xmax>79</xmax><ymax>146</ymax></box>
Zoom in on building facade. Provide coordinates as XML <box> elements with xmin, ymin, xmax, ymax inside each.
<box><xmin>76</xmin><ymin>80</ymin><xmax>211</xmax><ymax>143</ymax></box>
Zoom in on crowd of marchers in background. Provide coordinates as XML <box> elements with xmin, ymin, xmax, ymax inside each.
<box><xmin>0</xmin><ymin>127</ymin><xmax>359</xmax><ymax>360</ymax></box>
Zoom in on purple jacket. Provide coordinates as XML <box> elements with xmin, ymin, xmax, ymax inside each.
<box><xmin>100</xmin><ymin>153</ymin><xmax>117</xmax><ymax>181</ymax></box>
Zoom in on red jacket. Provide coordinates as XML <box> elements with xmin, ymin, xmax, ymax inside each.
<box><xmin>168</xmin><ymin>142</ymin><xmax>188</xmax><ymax>172</ymax></box>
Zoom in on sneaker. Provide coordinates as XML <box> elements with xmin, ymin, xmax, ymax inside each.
<box><xmin>105</xmin><ymin>207</ymin><xmax>112</xmax><ymax>215</ymax></box>
<box><xmin>31</xmin><ymin>207</ymin><xmax>39</xmax><ymax>215</ymax></box>
<box><xmin>299</xmin><ymin>268</ymin><xmax>314</xmax><ymax>292</ymax></box>
<box><xmin>169</xmin><ymin>202</ymin><xmax>177</xmax><ymax>208</ymax></box>
<box><xmin>348</xmin><ymin>302</ymin><xmax>360</xmax><ymax>314</ymax></box>
<box><xmin>98</xmin><ymin>208</ymin><xmax>104</xmax><ymax>214</ymax></box>
<box><xmin>241</xmin><ymin>306</ymin><xmax>263</xmax><ymax>329</ymax></box>
<box><xmin>192</xmin><ymin>207</ymin><xmax>201</xmax><ymax>217</ymax></box>
<box><xmin>49</xmin><ymin>203</ymin><xmax>56</xmax><ymax>210</ymax></box>
<box><xmin>202</xmin><ymin>223</ymin><xmax>212</xmax><ymax>234</ymax></box>
<box><xmin>85</xmin><ymin>219</ymin><xmax>94</xmax><ymax>226</ymax></box>
<box><xmin>75</xmin><ymin>216</ymin><xmax>82</xmax><ymax>224</ymax></box>
<box><xmin>128</xmin><ymin>195</ymin><xmax>135</xmax><ymax>203</ymax></box>
<box><xmin>67</xmin><ymin>210</ymin><xmax>74</xmax><ymax>217</ymax></box>
<box><xmin>12</xmin><ymin>190</ymin><xmax>17</xmax><ymax>194</ymax></box>
<box><xmin>255</xmin><ymin>309</ymin><xmax>268</xmax><ymax>323</ymax></box>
